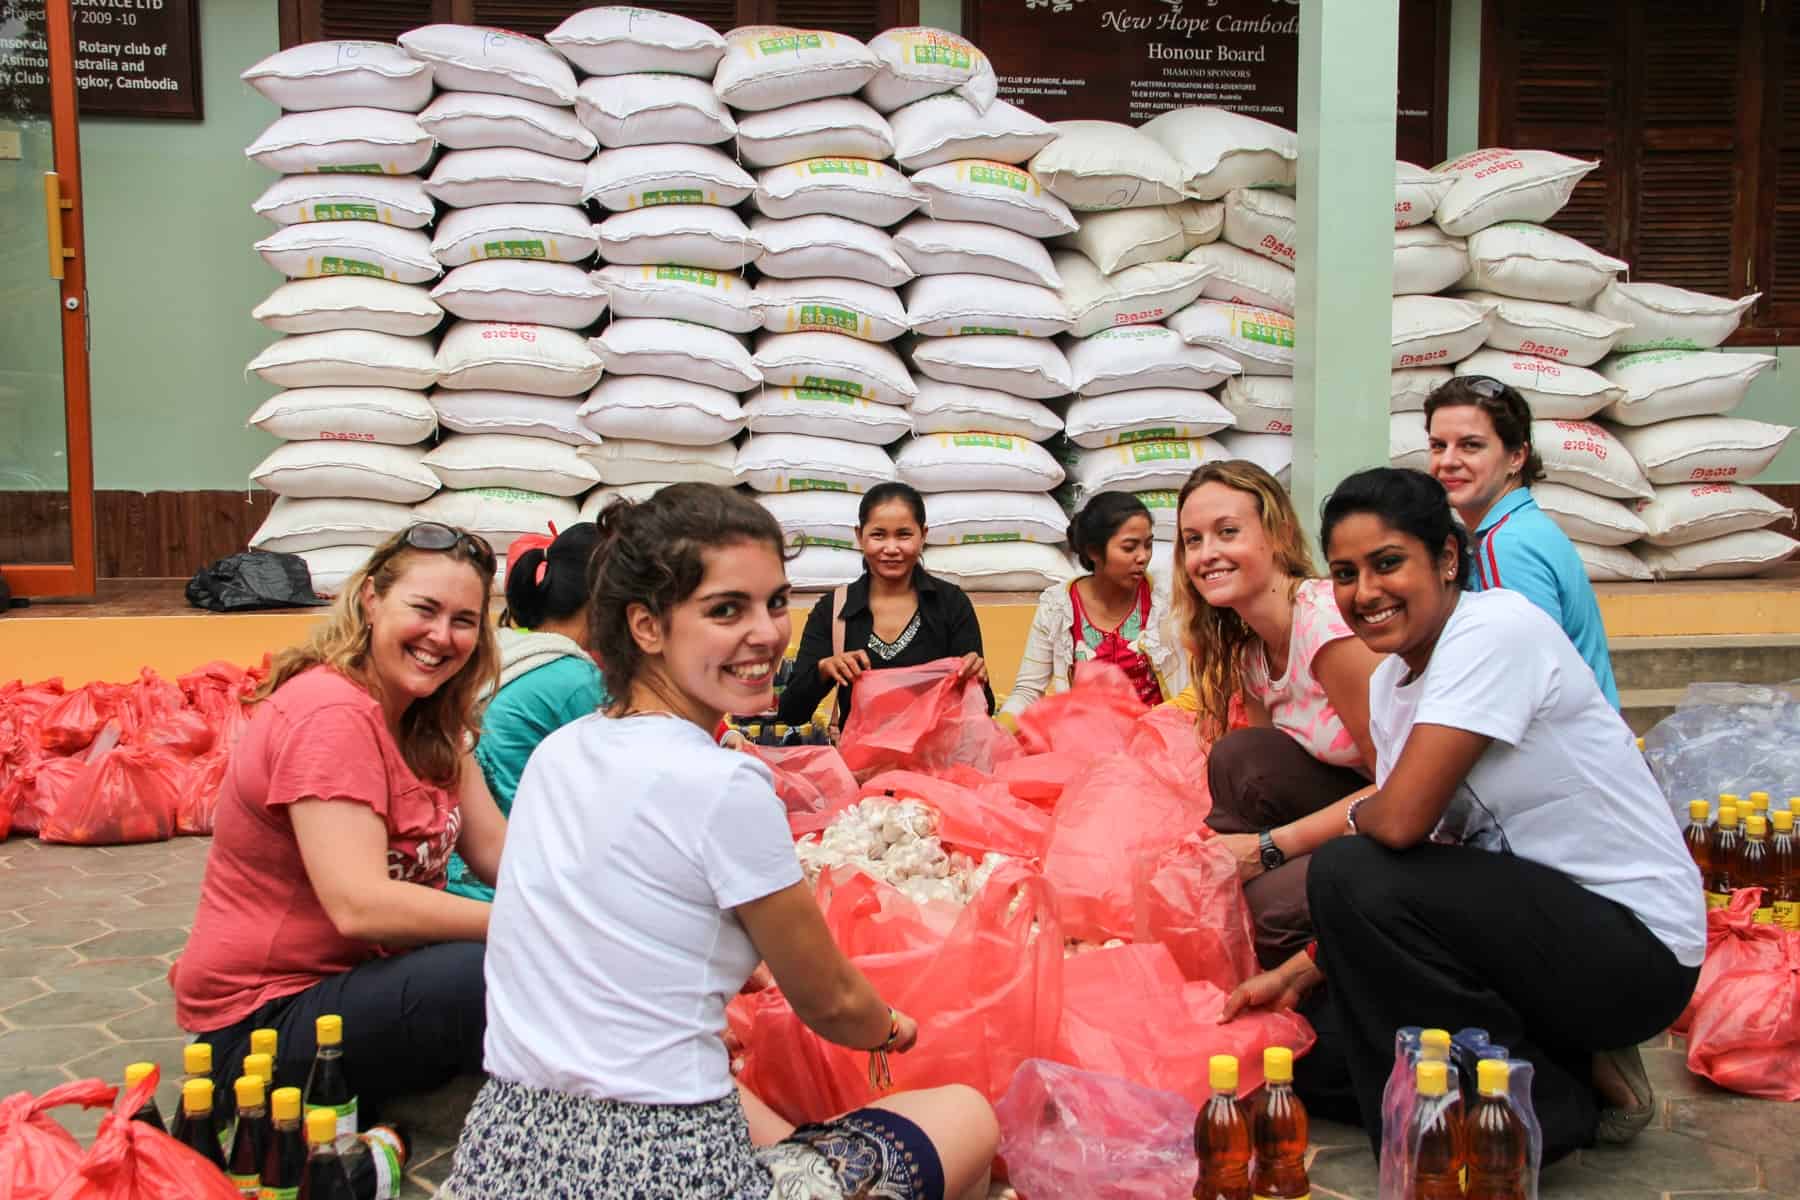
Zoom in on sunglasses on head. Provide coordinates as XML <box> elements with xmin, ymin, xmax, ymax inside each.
<box><xmin>1461</xmin><ymin>375</ymin><xmax>1508</xmax><ymax>399</ymax></box>
<box><xmin>401</xmin><ymin>522</ymin><xmax>496</xmax><ymax>574</ymax></box>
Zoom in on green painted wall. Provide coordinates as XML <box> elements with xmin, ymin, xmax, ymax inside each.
<box><xmin>79</xmin><ymin>0</ymin><xmax>278</xmax><ymax>491</ymax></box>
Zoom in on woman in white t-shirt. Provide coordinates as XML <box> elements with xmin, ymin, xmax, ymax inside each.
<box><xmin>442</xmin><ymin>483</ymin><xmax>998</xmax><ymax>1200</ymax></box>
<box><xmin>1222</xmin><ymin>468</ymin><xmax>1703</xmax><ymax>1164</ymax></box>
<box><xmin>1169</xmin><ymin>460</ymin><xmax>1386</xmax><ymax>968</ymax></box>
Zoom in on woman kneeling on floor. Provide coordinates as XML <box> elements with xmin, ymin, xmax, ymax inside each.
<box><xmin>173</xmin><ymin>523</ymin><xmax>507</xmax><ymax>1113</ymax></box>
<box><xmin>1224</xmin><ymin>468</ymin><xmax>1703</xmax><ymax>1163</ymax></box>
<box><xmin>443</xmin><ymin>483</ymin><xmax>997</xmax><ymax>1200</ymax></box>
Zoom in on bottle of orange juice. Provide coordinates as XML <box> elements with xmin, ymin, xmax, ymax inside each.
<box><xmin>1770</xmin><ymin>810</ymin><xmax>1797</xmax><ymax>930</ymax></box>
<box><xmin>1193</xmin><ymin>1054</ymin><xmax>1251</xmax><ymax>1200</ymax></box>
<box><xmin>1250</xmin><ymin>1047</ymin><xmax>1309</xmax><ymax>1200</ymax></box>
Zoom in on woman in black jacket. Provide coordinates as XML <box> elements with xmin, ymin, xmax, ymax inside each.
<box><xmin>776</xmin><ymin>483</ymin><xmax>992</xmax><ymax>728</ymax></box>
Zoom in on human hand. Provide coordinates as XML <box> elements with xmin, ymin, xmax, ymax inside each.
<box><xmin>1220</xmin><ymin>960</ymin><xmax>1317</xmax><ymax>1021</ymax></box>
<box><xmin>1217</xmin><ymin>833</ymin><xmax>1265</xmax><ymax>883</ymax></box>
<box><xmin>820</xmin><ymin>650</ymin><xmax>872</xmax><ymax>687</ymax></box>
<box><xmin>955</xmin><ymin>652</ymin><xmax>988</xmax><ymax>683</ymax></box>
<box><xmin>741</xmin><ymin>962</ymin><xmax>775</xmax><ymax>993</ymax></box>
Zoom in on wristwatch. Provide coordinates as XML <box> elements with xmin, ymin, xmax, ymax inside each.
<box><xmin>1258</xmin><ymin>829</ymin><xmax>1287</xmax><ymax>871</ymax></box>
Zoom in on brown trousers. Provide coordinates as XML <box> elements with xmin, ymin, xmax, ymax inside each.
<box><xmin>1205</xmin><ymin>726</ymin><xmax>1368</xmax><ymax>969</ymax></box>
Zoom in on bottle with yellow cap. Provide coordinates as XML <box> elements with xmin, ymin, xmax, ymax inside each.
<box><xmin>1683</xmin><ymin>800</ymin><xmax>1712</xmax><ymax>879</ymax></box>
<box><xmin>228</xmin><ymin>1074</ymin><xmax>270</xmax><ymax>1199</ymax></box>
<box><xmin>304</xmin><ymin>1015</ymin><xmax>357</xmax><ymax>1145</ymax></box>
<box><xmin>1736</xmin><ymin>814</ymin><xmax>1775</xmax><ymax>923</ymax></box>
<box><xmin>1192</xmin><ymin>1054</ymin><xmax>1251</xmax><ymax>1200</ymax></box>
<box><xmin>1408</xmin><ymin>1059</ymin><xmax>1463</xmax><ymax>1200</ymax></box>
<box><xmin>1465</xmin><ymin>1059</ymin><xmax>1527</xmax><ymax>1200</ymax></box>
<box><xmin>176</xmin><ymin>1078</ymin><xmax>229</xmax><ymax>1170</ymax></box>
<box><xmin>1706</xmin><ymin>805</ymin><xmax>1740</xmax><ymax>910</ymax></box>
<box><xmin>251</xmin><ymin>1028</ymin><xmax>279</xmax><ymax>1069</ymax></box>
<box><xmin>300</xmin><ymin>1109</ymin><xmax>357</xmax><ymax>1200</ymax></box>
<box><xmin>261</xmin><ymin>1087</ymin><xmax>307</xmax><ymax>1200</ymax></box>
<box><xmin>1750</xmin><ymin>792</ymin><xmax>1771</xmax><ymax>824</ymax></box>
<box><xmin>124</xmin><ymin>1061</ymin><xmax>167</xmax><ymax>1133</ymax></box>
<box><xmin>170</xmin><ymin>1042</ymin><xmax>214</xmax><ymax>1143</ymax></box>
<box><xmin>245</xmin><ymin>1053</ymin><xmax>275</xmax><ymax>1092</ymax></box>
<box><xmin>1418</xmin><ymin>1028</ymin><xmax>1452</xmax><ymax>1062</ymax></box>
<box><xmin>1250</xmin><ymin>1047</ymin><xmax>1308</xmax><ymax>1200</ymax></box>
<box><xmin>1771</xmin><ymin>809</ymin><xmax>1798</xmax><ymax>931</ymax></box>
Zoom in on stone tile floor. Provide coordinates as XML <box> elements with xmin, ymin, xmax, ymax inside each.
<box><xmin>2</xmin><ymin>836</ymin><xmax>1794</xmax><ymax>1199</ymax></box>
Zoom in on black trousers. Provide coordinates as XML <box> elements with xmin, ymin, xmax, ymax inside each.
<box><xmin>196</xmin><ymin>941</ymin><xmax>486</xmax><ymax>1122</ymax></box>
<box><xmin>1205</xmin><ymin>727</ymin><xmax>1369</xmax><ymax>969</ymax></box>
<box><xmin>1299</xmin><ymin>837</ymin><xmax>1699</xmax><ymax>1165</ymax></box>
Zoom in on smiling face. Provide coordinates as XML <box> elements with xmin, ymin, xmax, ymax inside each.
<box><xmin>360</xmin><ymin>553</ymin><xmax>488</xmax><ymax>721</ymax></box>
<box><xmin>1428</xmin><ymin>403</ymin><xmax>1527</xmax><ymax>526</ymax></box>
<box><xmin>858</xmin><ymin>498</ymin><xmax>925</xmax><ymax>585</ymax></box>
<box><xmin>1096</xmin><ymin>513</ymin><xmax>1154</xmax><ymax>592</ymax></box>
<box><xmin>1178</xmin><ymin>481</ymin><xmax>1282</xmax><ymax>611</ymax></box>
<box><xmin>625</xmin><ymin>537</ymin><xmax>792</xmax><ymax>728</ymax></box>
<box><xmin>1325</xmin><ymin>511</ymin><xmax>1462</xmax><ymax>674</ymax></box>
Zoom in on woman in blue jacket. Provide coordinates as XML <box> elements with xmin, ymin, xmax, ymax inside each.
<box><xmin>1424</xmin><ymin>376</ymin><xmax>1620</xmax><ymax>707</ymax></box>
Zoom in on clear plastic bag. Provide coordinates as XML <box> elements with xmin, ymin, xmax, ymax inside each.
<box><xmin>994</xmin><ymin>1058</ymin><xmax>1198</xmax><ymax>1200</ymax></box>
<box><xmin>1644</xmin><ymin>681</ymin><xmax>1800</xmax><ymax>824</ymax></box>
<box><xmin>1379</xmin><ymin>1026</ymin><xmax>1542</xmax><ymax>1200</ymax></box>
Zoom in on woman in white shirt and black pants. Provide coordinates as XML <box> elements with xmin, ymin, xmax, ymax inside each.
<box><xmin>442</xmin><ymin>483</ymin><xmax>997</xmax><ymax>1200</ymax></box>
<box><xmin>1224</xmin><ymin>468</ymin><xmax>1703</xmax><ymax>1164</ymax></box>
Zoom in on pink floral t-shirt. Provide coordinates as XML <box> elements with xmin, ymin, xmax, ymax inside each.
<box><xmin>1242</xmin><ymin>578</ymin><xmax>1363</xmax><ymax>768</ymax></box>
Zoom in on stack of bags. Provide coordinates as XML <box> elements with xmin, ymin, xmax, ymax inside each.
<box><xmin>401</xmin><ymin>24</ymin><xmax>604</xmax><ymax>578</ymax></box>
<box><xmin>241</xmin><ymin>42</ymin><xmax>444</xmax><ymax>594</ymax></box>
<box><xmin>551</xmin><ymin>9</ymin><xmax>762</xmax><ymax>528</ymax></box>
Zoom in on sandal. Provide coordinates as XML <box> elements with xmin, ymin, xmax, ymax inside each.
<box><xmin>1593</xmin><ymin>1045</ymin><xmax>1655</xmax><ymax>1144</ymax></box>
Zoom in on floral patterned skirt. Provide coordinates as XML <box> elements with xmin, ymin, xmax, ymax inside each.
<box><xmin>440</xmin><ymin>1077</ymin><xmax>944</xmax><ymax>1200</ymax></box>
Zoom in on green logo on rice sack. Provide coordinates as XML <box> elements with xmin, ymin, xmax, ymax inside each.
<box><xmin>1137</xmin><ymin>490</ymin><xmax>1179</xmax><ymax>509</ymax></box>
<box><xmin>759</xmin><ymin>32</ymin><xmax>823</xmax><ymax>54</ymax></box>
<box><xmin>911</xmin><ymin>43</ymin><xmax>972</xmax><ymax>69</ymax></box>
<box><xmin>329</xmin><ymin>164</ymin><xmax>385</xmax><ymax>174</ymax></box>
<box><xmin>959</xmin><ymin>326</ymin><xmax>1019</xmax><ymax>336</ymax></box>
<box><xmin>656</xmin><ymin>265</ymin><xmax>720</xmax><ymax>287</ymax></box>
<box><xmin>959</xmin><ymin>532</ymin><xmax>1024</xmax><ymax>544</ymax></box>
<box><xmin>1129</xmin><ymin>441</ymin><xmax>1194</xmax><ymax>463</ymax></box>
<box><xmin>796</xmin><ymin>305</ymin><xmax>863</xmax><ymax>333</ymax></box>
<box><xmin>794</xmin><ymin>386</ymin><xmax>859</xmax><ymax>406</ymax></box>
<box><xmin>968</xmin><ymin>164</ymin><xmax>1029</xmax><ymax>191</ymax></box>
<box><xmin>483</xmin><ymin>239</ymin><xmax>548</xmax><ymax>259</ymax></box>
<box><xmin>1234</xmin><ymin>317</ymin><xmax>1295</xmax><ymax>348</ymax></box>
<box><xmin>807</xmin><ymin>158</ymin><xmax>872</xmax><ymax>176</ymax></box>
<box><xmin>788</xmin><ymin>477</ymin><xmax>850</xmax><ymax>492</ymax></box>
<box><xmin>469</xmin><ymin>487</ymin><xmax>546</xmax><ymax>503</ymax></box>
<box><xmin>800</xmin><ymin>375</ymin><xmax>864</xmax><ymax>397</ymax></box>
<box><xmin>641</xmin><ymin>189</ymin><xmax>704</xmax><ymax>206</ymax></box>
<box><xmin>320</xmin><ymin>256</ymin><xmax>384</xmax><ymax>278</ymax></box>
<box><xmin>312</xmin><ymin>203</ymin><xmax>380</xmax><ymax>222</ymax></box>
<box><xmin>952</xmin><ymin>433</ymin><xmax>1015</xmax><ymax>450</ymax></box>
<box><xmin>795</xmin><ymin>534</ymin><xmax>855</xmax><ymax>549</ymax></box>
<box><xmin>1116</xmin><ymin>427</ymin><xmax>1179</xmax><ymax>445</ymax></box>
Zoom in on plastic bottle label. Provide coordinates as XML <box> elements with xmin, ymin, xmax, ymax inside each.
<box><xmin>257</xmin><ymin>1188</ymin><xmax>298</xmax><ymax>1200</ymax></box>
<box><xmin>306</xmin><ymin>1098</ymin><xmax>358</xmax><ymax>1139</ymax></box>
<box><xmin>228</xmin><ymin>1172</ymin><xmax>259</xmax><ymax>1198</ymax></box>
<box><xmin>366</xmin><ymin>1132</ymin><xmax>402</xmax><ymax>1200</ymax></box>
<box><xmin>1705</xmin><ymin>890</ymin><xmax>1731</xmax><ymax>910</ymax></box>
<box><xmin>1776</xmin><ymin>900</ymin><xmax>1799</xmax><ymax>929</ymax></box>
<box><xmin>1753</xmin><ymin>906</ymin><xmax>1775</xmax><ymax>924</ymax></box>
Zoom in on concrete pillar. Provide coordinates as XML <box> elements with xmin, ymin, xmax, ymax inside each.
<box><xmin>1447</xmin><ymin>0</ymin><xmax>1484</xmax><ymax>157</ymax></box>
<box><xmin>1292</xmin><ymin>0</ymin><xmax>1401</xmax><ymax>550</ymax></box>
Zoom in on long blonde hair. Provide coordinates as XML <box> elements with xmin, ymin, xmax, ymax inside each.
<box><xmin>1170</xmin><ymin>461</ymin><xmax>1318</xmax><ymax>739</ymax></box>
<box><xmin>255</xmin><ymin>530</ymin><xmax>500</xmax><ymax>786</ymax></box>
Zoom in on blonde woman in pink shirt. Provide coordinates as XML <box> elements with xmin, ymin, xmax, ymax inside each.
<box><xmin>1171</xmin><ymin>461</ymin><xmax>1385</xmax><ymax>968</ymax></box>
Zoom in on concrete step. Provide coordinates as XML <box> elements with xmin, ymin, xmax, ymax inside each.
<box><xmin>1608</xmin><ymin>634</ymin><xmax>1800</xmax><ymax>693</ymax></box>
<box><xmin>1620</xmin><ymin>687</ymin><xmax>1685</xmax><ymax>736</ymax></box>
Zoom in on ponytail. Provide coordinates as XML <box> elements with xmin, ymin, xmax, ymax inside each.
<box><xmin>501</xmin><ymin>523</ymin><xmax>601</xmax><ymax>630</ymax></box>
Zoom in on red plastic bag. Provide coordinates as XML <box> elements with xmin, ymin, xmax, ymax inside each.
<box><xmin>0</xmin><ymin>1078</ymin><xmax>119</xmax><ymax>1200</ymax></box>
<box><xmin>862</xmin><ymin>770</ymin><xmax>1054</xmax><ymax>862</ymax></box>
<box><xmin>1127</xmin><ymin>704</ymin><xmax>1211</xmax><ymax>804</ymax></box>
<box><xmin>1133</xmin><ymin>832</ymin><xmax>1257</xmax><ymax>991</ymax></box>
<box><xmin>730</xmin><ymin>861</ymin><xmax>1064</xmax><ymax>1124</ymax></box>
<box><xmin>48</xmin><ymin>1069</ymin><xmax>244</xmax><ymax>1200</ymax></box>
<box><xmin>1044</xmin><ymin>753</ymin><xmax>1213</xmax><ymax>941</ymax></box>
<box><xmin>1014</xmin><ymin>663</ymin><xmax>1148</xmax><ymax>758</ymax></box>
<box><xmin>1056</xmin><ymin>943</ymin><xmax>1314</xmax><ymax>1105</ymax></box>
<box><xmin>1672</xmin><ymin>887</ymin><xmax>1788</xmax><ymax>1035</ymax></box>
<box><xmin>6</xmin><ymin>755</ymin><xmax>86</xmax><ymax>839</ymax></box>
<box><xmin>995</xmin><ymin>1059</ymin><xmax>1198</xmax><ymax>1200</ymax></box>
<box><xmin>39</xmin><ymin>742</ymin><xmax>181</xmax><ymax>846</ymax></box>
<box><xmin>747</xmin><ymin>744</ymin><xmax>857</xmax><ymax>817</ymax></box>
<box><xmin>1686</xmin><ymin>918</ymin><xmax>1800</xmax><ymax>1100</ymax></box>
<box><xmin>838</xmin><ymin>659</ymin><xmax>1018</xmax><ymax>779</ymax></box>
<box><xmin>174</xmin><ymin>749</ymin><xmax>230</xmax><ymax>837</ymax></box>
<box><xmin>993</xmin><ymin>751</ymin><xmax>1087</xmax><ymax>810</ymax></box>
<box><xmin>36</xmin><ymin>686</ymin><xmax>120</xmax><ymax>755</ymax></box>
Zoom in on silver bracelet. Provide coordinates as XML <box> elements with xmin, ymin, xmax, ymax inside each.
<box><xmin>1345</xmin><ymin>794</ymin><xmax>1369</xmax><ymax>836</ymax></box>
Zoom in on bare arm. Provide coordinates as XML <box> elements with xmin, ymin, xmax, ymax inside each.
<box><xmin>735</xmin><ymin>882</ymin><xmax>895</xmax><ymax>1051</ymax></box>
<box><xmin>290</xmin><ymin>799</ymin><xmax>491</xmax><ymax>946</ymax></box>
<box><xmin>1351</xmin><ymin>723</ymin><xmax>1493</xmax><ymax>849</ymax></box>
<box><xmin>1310</xmin><ymin>635</ymin><xmax>1383</xmax><ymax>778</ymax></box>
<box><xmin>454</xmin><ymin>753</ymin><xmax>507</xmax><ymax>888</ymax></box>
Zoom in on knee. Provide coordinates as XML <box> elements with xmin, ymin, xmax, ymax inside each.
<box><xmin>1307</xmin><ymin>837</ymin><xmax>1411</xmax><ymax>934</ymax></box>
<box><xmin>942</xmin><ymin>1084</ymin><xmax>999</xmax><ymax>1154</ymax></box>
<box><xmin>1205</xmin><ymin>727</ymin><xmax>1291</xmax><ymax>825</ymax></box>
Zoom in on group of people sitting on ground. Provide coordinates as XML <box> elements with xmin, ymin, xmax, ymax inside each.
<box><xmin>169</xmin><ymin>376</ymin><xmax>1701</xmax><ymax>1197</ymax></box>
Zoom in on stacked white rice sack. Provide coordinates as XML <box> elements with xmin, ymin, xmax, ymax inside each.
<box><xmin>398</xmin><ymin>24</ymin><xmax>603</xmax><ymax>582</ymax></box>
<box><xmin>551</xmin><ymin>10</ymin><xmax>761</xmax><ymax>534</ymax></box>
<box><xmin>241</xmin><ymin>42</ymin><xmax>446</xmax><ymax>595</ymax></box>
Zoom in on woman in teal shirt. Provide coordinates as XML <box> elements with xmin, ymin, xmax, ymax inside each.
<box><xmin>448</xmin><ymin>522</ymin><xmax>607</xmax><ymax>901</ymax></box>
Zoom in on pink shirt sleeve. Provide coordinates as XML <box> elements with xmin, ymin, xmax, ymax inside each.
<box><xmin>264</xmin><ymin>702</ymin><xmax>395</xmax><ymax>818</ymax></box>
<box><xmin>1293</xmin><ymin>579</ymin><xmax>1356</xmax><ymax>679</ymax></box>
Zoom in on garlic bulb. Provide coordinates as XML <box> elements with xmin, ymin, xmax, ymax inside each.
<box><xmin>796</xmin><ymin>795</ymin><xmax>1008</xmax><ymax>907</ymax></box>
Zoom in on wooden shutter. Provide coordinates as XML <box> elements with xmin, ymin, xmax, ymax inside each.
<box><xmin>465</xmin><ymin>1</ymin><xmax>748</xmax><ymax>38</ymax></box>
<box><xmin>284</xmin><ymin>0</ymin><xmax>454</xmax><ymax>46</ymax></box>
<box><xmin>764</xmin><ymin>0</ymin><xmax>912</xmax><ymax>43</ymax></box>
<box><xmin>1756</xmin><ymin>2</ymin><xmax>1800</xmax><ymax>337</ymax></box>
<box><xmin>285</xmin><ymin>0</ymin><xmax>912</xmax><ymax>46</ymax></box>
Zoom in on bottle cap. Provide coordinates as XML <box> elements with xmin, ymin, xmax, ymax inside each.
<box><xmin>306</xmin><ymin>1108</ymin><xmax>339</xmax><ymax>1147</ymax></box>
<box><xmin>272</xmin><ymin>1087</ymin><xmax>302</xmax><ymax>1122</ymax></box>
<box><xmin>1263</xmin><ymin>1046</ymin><xmax>1294</xmax><ymax>1084</ymax></box>
<box><xmin>1719</xmin><ymin>805</ymin><xmax>1739</xmax><ymax>826</ymax></box>
<box><xmin>1789</xmin><ymin>797</ymin><xmax>1800</xmax><ymax>813</ymax></box>
<box><xmin>1751</xmin><ymin>791</ymin><xmax>1770</xmax><ymax>807</ymax></box>
<box><xmin>1208</xmin><ymin>1054</ymin><xmax>1238</xmax><ymax>1093</ymax></box>
<box><xmin>1416</xmin><ymin>1060</ymin><xmax>1449</xmax><ymax>1096</ymax></box>
<box><xmin>235</xmin><ymin>1074</ymin><xmax>265</xmax><ymax>1109</ymax></box>
<box><xmin>182</xmin><ymin>1078</ymin><xmax>214</xmax><ymax>1115</ymax></box>
<box><xmin>1775</xmin><ymin>810</ymin><xmax>1794</xmax><ymax>833</ymax></box>
<box><xmin>1720</xmin><ymin>793</ymin><xmax>1741</xmax><ymax>805</ymax></box>
<box><xmin>1419</xmin><ymin>1028</ymin><xmax>1452</xmax><ymax>1060</ymax></box>
<box><xmin>316</xmin><ymin>1014</ymin><xmax>343</xmax><ymax>1045</ymax></box>
<box><xmin>244</xmin><ymin>1053</ymin><xmax>273</xmax><ymax>1085</ymax></box>
<box><xmin>1635</xmin><ymin>737</ymin><xmax>1645</xmax><ymax>752</ymax></box>
<box><xmin>250</xmin><ymin>1029</ymin><xmax>278</xmax><ymax>1059</ymax></box>
<box><xmin>1477</xmin><ymin>1058</ymin><xmax>1510</xmax><ymax>1097</ymax></box>
<box><xmin>1748</xmin><ymin>814</ymin><xmax>1768</xmax><ymax>837</ymax></box>
<box><xmin>1689</xmin><ymin>799</ymin><xmax>1710</xmax><ymax>821</ymax></box>
<box><xmin>183</xmin><ymin>1042</ymin><xmax>211</xmax><ymax>1076</ymax></box>
<box><xmin>124</xmin><ymin>1062</ymin><xmax>156</xmax><ymax>1089</ymax></box>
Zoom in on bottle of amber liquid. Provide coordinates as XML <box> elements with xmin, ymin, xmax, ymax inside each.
<box><xmin>1251</xmin><ymin>1047</ymin><xmax>1308</xmax><ymax>1200</ymax></box>
<box><xmin>1749</xmin><ymin>792</ymin><xmax>1772</xmax><ymax>828</ymax></box>
<box><xmin>1719</xmin><ymin>794</ymin><xmax>1743</xmax><ymax>835</ymax></box>
<box><xmin>1771</xmin><ymin>809</ymin><xmax>1798</xmax><ymax>931</ymax></box>
<box><xmin>177</xmin><ymin>1078</ymin><xmax>229</xmax><ymax>1170</ymax></box>
<box><xmin>251</xmin><ymin>1029</ymin><xmax>279</xmax><ymax>1081</ymax></box>
<box><xmin>1684</xmin><ymin>800</ymin><xmax>1712</xmax><ymax>879</ymax></box>
<box><xmin>1707</xmin><ymin>804</ymin><xmax>1740</xmax><ymax>910</ymax></box>
<box><xmin>228</xmin><ymin>1074</ymin><xmax>270</xmax><ymax>1199</ymax></box>
<box><xmin>1737</xmin><ymin>815</ymin><xmax>1774</xmax><ymax>923</ymax></box>
<box><xmin>261</xmin><ymin>1087</ymin><xmax>307</xmax><ymax>1200</ymax></box>
<box><xmin>1409</xmin><ymin>1059</ymin><xmax>1464</xmax><ymax>1200</ymax></box>
<box><xmin>1465</xmin><ymin>1059</ymin><xmax>1527</xmax><ymax>1200</ymax></box>
<box><xmin>170</xmin><ymin>1042</ymin><xmax>214</xmax><ymax>1144</ymax></box>
<box><xmin>299</xmin><ymin>1109</ymin><xmax>358</xmax><ymax>1200</ymax></box>
<box><xmin>1193</xmin><ymin>1054</ymin><xmax>1251</xmax><ymax>1200</ymax></box>
<box><xmin>124</xmin><ymin>1062</ymin><xmax>167</xmax><ymax>1133</ymax></box>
